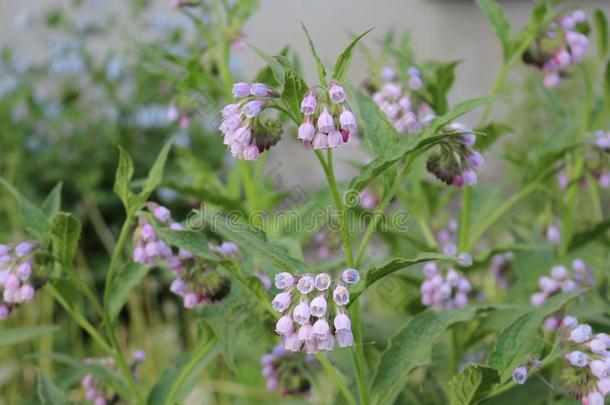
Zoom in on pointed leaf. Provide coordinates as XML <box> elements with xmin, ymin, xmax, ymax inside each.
<box><xmin>594</xmin><ymin>9</ymin><xmax>608</xmax><ymax>59</ymax></box>
<box><xmin>0</xmin><ymin>325</ymin><xmax>59</xmax><ymax>346</ymax></box>
<box><xmin>42</xmin><ymin>182</ymin><xmax>63</xmax><ymax>218</ymax></box>
<box><xmin>332</xmin><ymin>28</ymin><xmax>373</xmax><ymax>82</ymax></box>
<box><xmin>140</xmin><ymin>141</ymin><xmax>173</xmax><ymax>201</ymax></box>
<box><xmin>107</xmin><ymin>262</ymin><xmax>151</xmax><ymax>321</ymax></box>
<box><xmin>0</xmin><ymin>178</ymin><xmax>50</xmax><ymax>238</ymax></box>
<box><xmin>113</xmin><ymin>146</ymin><xmax>137</xmax><ymax>213</ymax></box>
<box><xmin>301</xmin><ymin>22</ymin><xmax>327</xmax><ymax>85</ymax></box>
<box><xmin>37</xmin><ymin>370</ymin><xmax>69</xmax><ymax>405</ymax></box>
<box><xmin>280</xmin><ymin>65</ymin><xmax>308</xmax><ymax>119</ymax></box>
<box><xmin>476</xmin><ymin>0</ymin><xmax>513</xmax><ymax>61</ymax></box>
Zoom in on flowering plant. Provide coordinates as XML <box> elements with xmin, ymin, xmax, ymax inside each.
<box><xmin>0</xmin><ymin>1</ymin><xmax>609</xmax><ymax>404</ymax></box>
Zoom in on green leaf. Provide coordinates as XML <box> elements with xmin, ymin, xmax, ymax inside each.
<box><xmin>51</xmin><ymin>212</ymin><xmax>81</xmax><ymax>271</ymax></box>
<box><xmin>475</xmin><ymin>121</ymin><xmax>513</xmax><ymax>152</ymax></box>
<box><xmin>248</xmin><ymin>43</ymin><xmax>286</xmax><ymax>87</ymax></box>
<box><xmin>280</xmin><ymin>65</ymin><xmax>308</xmax><ymax>119</ymax></box>
<box><xmin>107</xmin><ymin>262</ymin><xmax>151</xmax><ymax>321</ymax></box>
<box><xmin>350</xmin><ymin>253</ymin><xmax>453</xmax><ymax>301</ymax></box>
<box><xmin>347</xmin><ymin>85</ymin><xmax>400</xmax><ymax>156</ymax></box>
<box><xmin>423</xmin><ymin>96</ymin><xmax>495</xmax><ymax>137</ymax></box>
<box><xmin>568</xmin><ymin>217</ymin><xmax>610</xmax><ymax>252</ymax></box>
<box><xmin>487</xmin><ymin>289</ymin><xmax>586</xmax><ymax>381</ymax></box>
<box><xmin>594</xmin><ymin>9</ymin><xmax>608</xmax><ymax>59</ymax></box>
<box><xmin>37</xmin><ymin>370</ymin><xmax>69</xmax><ymax>405</ymax></box>
<box><xmin>426</xmin><ymin>61</ymin><xmax>459</xmax><ymax>115</ymax></box>
<box><xmin>42</xmin><ymin>182</ymin><xmax>63</xmax><ymax>218</ymax></box>
<box><xmin>332</xmin><ymin>28</ymin><xmax>373</xmax><ymax>82</ymax></box>
<box><xmin>301</xmin><ymin>22</ymin><xmax>327</xmax><ymax>85</ymax></box>
<box><xmin>153</xmin><ymin>227</ymin><xmax>218</xmax><ymax>261</ymax></box>
<box><xmin>448</xmin><ymin>364</ymin><xmax>500</xmax><ymax>405</ymax></box>
<box><xmin>254</xmin><ymin>46</ymin><xmax>289</xmax><ymax>87</ymax></box>
<box><xmin>370</xmin><ymin>308</ymin><xmax>478</xmax><ymax>405</ymax></box>
<box><xmin>476</xmin><ymin>0</ymin><xmax>512</xmax><ymax>61</ymax></box>
<box><xmin>140</xmin><ymin>141</ymin><xmax>173</xmax><ymax>201</ymax></box>
<box><xmin>113</xmin><ymin>146</ymin><xmax>137</xmax><ymax>213</ymax></box>
<box><xmin>200</xmin><ymin>210</ymin><xmax>311</xmax><ymax>274</ymax></box>
<box><xmin>0</xmin><ymin>178</ymin><xmax>51</xmax><ymax>238</ymax></box>
<box><xmin>0</xmin><ymin>325</ymin><xmax>59</xmax><ymax>346</ymax></box>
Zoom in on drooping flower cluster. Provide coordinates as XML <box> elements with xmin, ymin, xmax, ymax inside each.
<box><xmin>426</xmin><ymin>122</ymin><xmax>485</xmax><ymax>187</ymax></box>
<box><xmin>220</xmin><ymin>82</ymin><xmax>283</xmax><ymax>160</ymax></box>
<box><xmin>522</xmin><ymin>9</ymin><xmax>589</xmax><ymax>88</ymax></box>
<box><xmin>81</xmin><ymin>351</ymin><xmax>145</xmax><ymax>404</ymax></box>
<box><xmin>133</xmin><ymin>203</ymin><xmax>231</xmax><ymax>309</ymax></box>
<box><xmin>370</xmin><ymin>66</ymin><xmax>434</xmax><ymax>134</ymax></box>
<box><xmin>0</xmin><ymin>241</ymin><xmax>40</xmax><ymax>320</ymax></box>
<box><xmin>557</xmin><ymin>319</ymin><xmax>609</xmax><ymax>404</ymax></box>
<box><xmin>261</xmin><ymin>345</ymin><xmax>316</xmax><ymax>396</ymax></box>
<box><xmin>420</xmin><ymin>262</ymin><xmax>472</xmax><ymax>309</ymax></box>
<box><xmin>297</xmin><ymin>81</ymin><xmax>357</xmax><ymax>149</ymax></box>
<box><xmin>489</xmin><ymin>251</ymin><xmax>515</xmax><ymax>290</ymax></box>
<box><xmin>272</xmin><ymin>268</ymin><xmax>360</xmax><ymax>353</ymax></box>
<box><xmin>530</xmin><ymin>260</ymin><xmax>592</xmax><ymax>307</ymax></box>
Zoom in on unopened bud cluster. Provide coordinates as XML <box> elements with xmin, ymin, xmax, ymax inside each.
<box><xmin>133</xmin><ymin>203</ymin><xmax>231</xmax><ymax>309</ymax></box>
<box><xmin>261</xmin><ymin>345</ymin><xmax>316</xmax><ymax>396</ymax></box>
<box><xmin>426</xmin><ymin>122</ymin><xmax>485</xmax><ymax>187</ymax></box>
<box><xmin>530</xmin><ymin>260</ymin><xmax>592</xmax><ymax>307</ymax></box>
<box><xmin>272</xmin><ymin>268</ymin><xmax>360</xmax><ymax>353</ymax></box>
<box><xmin>220</xmin><ymin>82</ymin><xmax>283</xmax><ymax>160</ymax></box>
<box><xmin>297</xmin><ymin>81</ymin><xmax>357</xmax><ymax>149</ymax></box>
<box><xmin>81</xmin><ymin>351</ymin><xmax>145</xmax><ymax>404</ymax></box>
<box><xmin>420</xmin><ymin>262</ymin><xmax>471</xmax><ymax>309</ymax></box>
<box><xmin>522</xmin><ymin>10</ymin><xmax>589</xmax><ymax>88</ymax></box>
<box><xmin>371</xmin><ymin>66</ymin><xmax>433</xmax><ymax>134</ymax></box>
<box><xmin>0</xmin><ymin>241</ymin><xmax>39</xmax><ymax>320</ymax></box>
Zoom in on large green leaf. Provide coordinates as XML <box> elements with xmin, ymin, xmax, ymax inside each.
<box><xmin>280</xmin><ymin>64</ymin><xmax>308</xmax><ymax>119</ymax></box>
<box><xmin>36</xmin><ymin>370</ymin><xmax>69</xmax><ymax>405</ymax></box>
<box><xmin>370</xmin><ymin>308</ymin><xmax>478</xmax><ymax>405</ymax></box>
<box><xmin>349</xmin><ymin>253</ymin><xmax>452</xmax><ymax>301</ymax></box>
<box><xmin>487</xmin><ymin>289</ymin><xmax>586</xmax><ymax>382</ymax></box>
<box><xmin>475</xmin><ymin>0</ymin><xmax>512</xmax><ymax>61</ymax></box>
<box><xmin>332</xmin><ymin>28</ymin><xmax>373</xmax><ymax>83</ymax></box>
<box><xmin>0</xmin><ymin>325</ymin><xmax>59</xmax><ymax>346</ymax></box>
<box><xmin>42</xmin><ymin>182</ymin><xmax>63</xmax><ymax>218</ymax></box>
<box><xmin>141</xmin><ymin>141</ymin><xmax>173</xmax><ymax>201</ymax></box>
<box><xmin>448</xmin><ymin>364</ymin><xmax>500</xmax><ymax>405</ymax></box>
<box><xmin>0</xmin><ymin>178</ymin><xmax>50</xmax><ymax>238</ymax></box>
<box><xmin>426</xmin><ymin>61</ymin><xmax>459</xmax><ymax>115</ymax></box>
<box><xmin>200</xmin><ymin>211</ymin><xmax>311</xmax><ymax>274</ymax></box>
<box><xmin>107</xmin><ymin>262</ymin><xmax>151</xmax><ymax>321</ymax></box>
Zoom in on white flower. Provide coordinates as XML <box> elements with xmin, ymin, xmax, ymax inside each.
<box><xmin>309</xmin><ymin>296</ymin><xmax>327</xmax><ymax>318</ymax></box>
<box><xmin>272</xmin><ymin>292</ymin><xmax>291</xmax><ymax>313</ymax></box>
<box><xmin>598</xmin><ymin>378</ymin><xmax>610</xmax><ymax>395</ymax></box>
<box><xmin>283</xmin><ymin>333</ymin><xmax>300</xmax><ymax>352</ymax></box>
<box><xmin>297</xmin><ymin>276</ymin><xmax>315</xmax><ymax>294</ymax></box>
<box><xmin>512</xmin><ymin>366</ymin><xmax>528</xmax><ymax>385</ymax></box>
<box><xmin>292</xmin><ymin>301</ymin><xmax>311</xmax><ymax>325</ymax></box>
<box><xmin>312</xmin><ymin>319</ymin><xmax>330</xmax><ymax>340</ymax></box>
<box><xmin>569</xmin><ymin>324</ymin><xmax>592</xmax><ymax>344</ymax></box>
<box><xmin>274</xmin><ymin>272</ymin><xmax>294</xmax><ymax>290</ymax></box>
<box><xmin>333</xmin><ymin>286</ymin><xmax>350</xmax><ymax>306</ymax></box>
<box><xmin>341</xmin><ymin>268</ymin><xmax>360</xmax><ymax>285</ymax></box>
<box><xmin>314</xmin><ymin>273</ymin><xmax>331</xmax><ymax>291</ymax></box>
<box><xmin>590</xmin><ymin>360</ymin><xmax>610</xmax><ymax>378</ymax></box>
<box><xmin>588</xmin><ymin>338</ymin><xmax>608</xmax><ymax>354</ymax></box>
<box><xmin>275</xmin><ymin>315</ymin><xmax>294</xmax><ymax>336</ymax></box>
<box><xmin>566</xmin><ymin>350</ymin><xmax>588</xmax><ymax>367</ymax></box>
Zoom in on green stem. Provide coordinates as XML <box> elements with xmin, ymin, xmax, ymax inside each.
<box><xmin>103</xmin><ymin>214</ymin><xmax>133</xmax><ymax>305</ymax></box>
<box><xmin>166</xmin><ymin>336</ymin><xmax>218</xmax><ymax>405</ymax></box>
<box><xmin>349</xmin><ymin>301</ymin><xmax>369</xmax><ymax>405</ymax></box>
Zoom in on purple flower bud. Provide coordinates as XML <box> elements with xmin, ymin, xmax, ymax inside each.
<box><xmin>265</xmin><ymin>377</ymin><xmax>278</xmax><ymax>391</ymax></box>
<box><xmin>544</xmin><ymin>73</ymin><xmax>560</xmax><ymax>88</ymax></box>
<box><xmin>561</xmin><ymin>279</ymin><xmax>577</xmax><ymax>292</ymax></box>
<box><xmin>457</xmin><ymin>278</ymin><xmax>471</xmax><ymax>293</ymax></box>
<box><xmin>4</xmin><ymin>274</ymin><xmax>20</xmax><ymax>290</ymax></box>
<box><xmin>232</xmin><ymin>82</ymin><xmax>250</xmax><ymax>98</ymax></box>
<box><xmin>561</xmin><ymin>316</ymin><xmax>578</xmax><ymax>329</ymax></box>
<box><xmin>423</xmin><ymin>262</ymin><xmax>438</xmax><ymax>278</ymax></box>
<box><xmin>242</xmin><ymin>144</ymin><xmax>260</xmax><ymax>161</ymax></box>
<box><xmin>0</xmin><ymin>305</ymin><xmax>10</xmax><ymax>320</ymax></box>
<box><xmin>318</xmin><ymin>334</ymin><xmax>335</xmax><ymax>351</ymax></box>
<box><xmin>590</xmin><ymin>360</ymin><xmax>610</xmax><ymax>378</ymax></box>
<box><xmin>339</xmin><ymin>109</ymin><xmax>357</xmax><ymax>133</ymax></box>
<box><xmin>457</xmin><ymin>253</ymin><xmax>473</xmax><ymax>267</ymax></box>
<box><xmin>300</xmin><ymin>92</ymin><xmax>317</xmax><ymax>115</ymax></box>
<box><xmin>336</xmin><ymin>329</ymin><xmax>354</xmax><ymax>348</ymax></box>
<box><xmin>381</xmin><ymin>83</ymin><xmax>401</xmax><ymax>100</ymax></box>
<box><xmin>408</xmin><ymin>75</ymin><xmax>423</xmax><ymax>90</ymax></box>
<box><xmin>512</xmin><ymin>366</ymin><xmax>528</xmax><ymax>384</ymax></box>
<box><xmin>312</xmin><ymin>133</ymin><xmax>328</xmax><ymax>149</ymax></box>
<box><xmin>298</xmin><ymin>120</ymin><xmax>315</xmax><ymax>142</ymax></box>
<box><xmin>0</xmin><ymin>245</ymin><xmax>8</xmax><ymax>256</ymax></box>
<box><xmin>538</xmin><ymin>276</ymin><xmax>559</xmax><ymax>293</ymax></box>
<box><xmin>218</xmin><ymin>242</ymin><xmax>238</xmax><ymax>256</ymax></box>
<box><xmin>170</xmin><ymin>279</ymin><xmax>187</xmax><ymax>295</ymax></box>
<box><xmin>274</xmin><ymin>272</ymin><xmax>294</xmax><ymax>290</ymax></box>
<box><xmin>242</xmin><ymin>100</ymin><xmax>266</xmax><ymax>118</ymax></box>
<box><xmin>272</xmin><ymin>292</ymin><xmax>291</xmax><ymax>312</ymax></box>
<box><xmin>140</xmin><ymin>223</ymin><xmax>156</xmax><ymax>241</ymax></box>
<box><xmin>297</xmin><ymin>276</ymin><xmax>315</xmax><ymax>294</ymax></box>
<box><xmin>152</xmin><ymin>205</ymin><xmax>171</xmax><ymax>222</ymax></box>
<box><xmin>314</xmin><ymin>273</ymin><xmax>331</xmax><ymax>291</ymax></box>
<box><xmin>329</xmin><ymin>81</ymin><xmax>346</xmax><ymax>104</ymax></box>
<box><xmin>222</xmin><ymin>103</ymin><xmax>240</xmax><ymax>118</ymax></box>
<box><xmin>598</xmin><ymin>379</ymin><xmax>610</xmax><ymax>395</ymax></box>
<box><xmin>341</xmin><ymin>268</ymin><xmax>360</xmax><ymax>285</ymax></box>
<box><xmin>462</xmin><ymin>170</ymin><xmax>478</xmax><ymax>186</ymax></box>
<box><xmin>275</xmin><ymin>315</ymin><xmax>293</xmax><ymax>336</ymax></box>
<box><xmin>17</xmin><ymin>261</ymin><xmax>32</xmax><ymax>280</ymax></box>
<box><xmin>19</xmin><ymin>284</ymin><xmax>35</xmax><ymax>302</ymax></box>
<box><xmin>15</xmin><ymin>242</ymin><xmax>34</xmax><ymax>257</ymax></box>
<box><xmin>333</xmin><ymin>313</ymin><xmax>351</xmax><ymax>331</ymax></box>
<box><xmin>586</xmin><ymin>391</ymin><xmax>604</xmax><ymax>405</ymax></box>
<box><xmin>570</xmin><ymin>324</ymin><xmax>592</xmax><ymax>343</ymax></box>
<box><xmin>250</xmin><ymin>83</ymin><xmax>271</xmax><ymax>97</ymax></box>
<box><xmin>333</xmin><ymin>285</ymin><xmax>349</xmax><ymax>306</ymax></box>
<box><xmin>283</xmin><ymin>332</ymin><xmax>300</xmax><ymax>352</ymax></box>
<box><xmin>546</xmin><ymin>225</ymin><xmax>561</xmax><ymax>245</ymax></box>
<box><xmin>317</xmin><ymin>108</ymin><xmax>334</xmax><ymax>133</ymax></box>
<box><xmin>551</xmin><ymin>265</ymin><xmax>568</xmax><ymax>280</ymax></box>
<box><xmin>572</xmin><ymin>258</ymin><xmax>586</xmax><ymax>273</ymax></box>
<box><xmin>467</xmin><ymin>151</ymin><xmax>485</xmax><ymax>169</ymax></box>
<box><xmin>588</xmin><ymin>339</ymin><xmax>608</xmax><ymax>354</ymax></box>
<box><xmin>309</xmin><ymin>295</ymin><xmax>327</xmax><ymax>317</ymax></box>
<box><xmin>132</xmin><ymin>245</ymin><xmax>146</xmax><ymax>263</ymax></box>
<box><xmin>381</xmin><ymin>66</ymin><xmax>395</xmax><ymax>81</ymax></box>
<box><xmin>183</xmin><ymin>292</ymin><xmax>201</xmax><ymax>309</ymax></box>
<box><xmin>454</xmin><ymin>292</ymin><xmax>468</xmax><ymax>307</ymax></box>
<box><xmin>544</xmin><ymin>316</ymin><xmax>559</xmax><ymax>331</ymax></box>
<box><xmin>327</xmin><ymin>130</ymin><xmax>344</xmax><ymax>148</ymax></box>
<box><xmin>292</xmin><ymin>300</ymin><xmax>311</xmax><ymax>324</ymax></box>
<box><xmin>297</xmin><ymin>323</ymin><xmax>313</xmax><ymax>343</ymax></box>
<box><xmin>530</xmin><ymin>292</ymin><xmax>547</xmax><ymax>307</ymax></box>
<box><xmin>566</xmin><ymin>350</ymin><xmax>588</xmax><ymax>367</ymax></box>
<box><xmin>599</xmin><ymin>173</ymin><xmax>610</xmax><ymax>188</ymax></box>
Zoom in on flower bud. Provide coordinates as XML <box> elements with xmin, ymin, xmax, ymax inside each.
<box><xmin>341</xmin><ymin>268</ymin><xmax>360</xmax><ymax>285</ymax></box>
<box><xmin>300</xmin><ymin>92</ymin><xmax>317</xmax><ymax>115</ymax></box>
<box><xmin>317</xmin><ymin>108</ymin><xmax>334</xmax><ymax>133</ymax></box>
<box><xmin>314</xmin><ymin>273</ymin><xmax>331</xmax><ymax>291</ymax></box>
<box><xmin>275</xmin><ymin>272</ymin><xmax>294</xmax><ymax>290</ymax></box>
<box><xmin>333</xmin><ymin>286</ymin><xmax>350</xmax><ymax>305</ymax></box>
<box><xmin>298</xmin><ymin>121</ymin><xmax>315</xmax><ymax>141</ymax></box>
<box><xmin>512</xmin><ymin>366</ymin><xmax>528</xmax><ymax>384</ymax></box>
<box><xmin>566</xmin><ymin>350</ymin><xmax>588</xmax><ymax>367</ymax></box>
<box><xmin>328</xmin><ymin>81</ymin><xmax>346</xmax><ymax>104</ymax></box>
<box><xmin>272</xmin><ymin>292</ymin><xmax>292</xmax><ymax>312</ymax></box>
<box><xmin>232</xmin><ymin>82</ymin><xmax>250</xmax><ymax>98</ymax></box>
<box><xmin>250</xmin><ymin>83</ymin><xmax>271</xmax><ymax>97</ymax></box>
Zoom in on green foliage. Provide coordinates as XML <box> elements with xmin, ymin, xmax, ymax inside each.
<box><xmin>36</xmin><ymin>370</ymin><xmax>69</xmax><ymax>405</ymax></box>
<box><xmin>0</xmin><ymin>178</ymin><xmax>51</xmax><ymax>238</ymax></box>
<box><xmin>107</xmin><ymin>262</ymin><xmax>151</xmax><ymax>321</ymax></box>
<box><xmin>0</xmin><ymin>325</ymin><xmax>59</xmax><ymax>346</ymax></box>
<box><xmin>476</xmin><ymin>0</ymin><xmax>512</xmax><ymax>61</ymax></box>
<box><xmin>448</xmin><ymin>364</ymin><xmax>500</xmax><ymax>405</ymax></box>
<box><xmin>332</xmin><ymin>28</ymin><xmax>374</xmax><ymax>83</ymax></box>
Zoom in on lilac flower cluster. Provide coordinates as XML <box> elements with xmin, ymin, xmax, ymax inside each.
<box><xmin>489</xmin><ymin>252</ymin><xmax>515</xmax><ymax>290</ymax></box>
<box><xmin>530</xmin><ymin>260</ymin><xmax>592</xmax><ymax>307</ymax></box>
<box><xmin>426</xmin><ymin>122</ymin><xmax>485</xmax><ymax>187</ymax></box>
<box><xmin>371</xmin><ymin>66</ymin><xmax>434</xmax><ymax>134</ymax></box>
<box><xmin>272</xmin><ymin>268</ymin><xmax>360</xmax><ymax>353</ymax></box>
<box><xmin>0</xmin><ymin>241</ymin><xmax>39</xmax><ymax>319</ymax></box>
<box><xmin>261</xmin><ymin>345</ymin><xmax>315</xmax><ymax>396</ymax></box>
<box><xmin>523</xmin><ymin>10</ymin><xmax>589</xmax><ymax>88</ymax></box>
<box><xmin>220</xmin><ymin>82</ymin><xmax>282</xmax><ymax>160</ymax></box>
<box><xmin>297</xmin><ymin>81</ymin><xmax>357</xmax><ymax>149</ymax></box>
<box><xmin>133</xmin><ymin>203</ymin><xmax>231</xmax><ymax>309</ymax></box>
<box><xmin>81</xmin><ymin>351</ymin><xmax>145</xmax><ymax>404</ymax></box>
<box><xmin>420</xmin><ymin>262</ymin><xmax>472</xmax><ymax>309</ymax></box>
